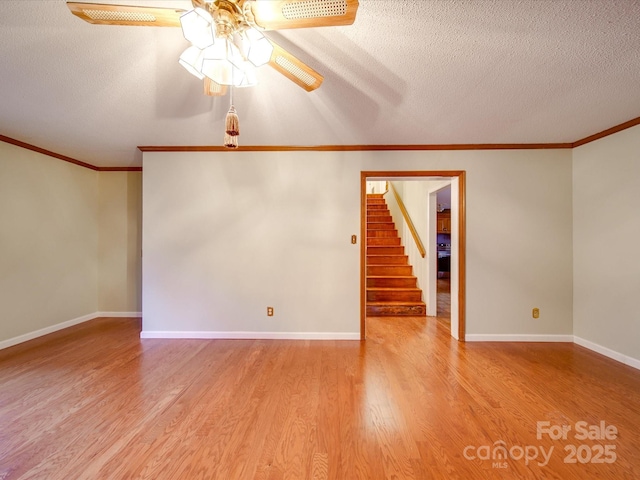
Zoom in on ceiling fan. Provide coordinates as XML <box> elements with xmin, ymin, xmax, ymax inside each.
<box><xmin>67</xmin><ymin>0</ymin><xmax>358</xmax><ymax>148</ymax></box>
<box><xmin>67</xmin><ymin>0</ymin><xmax>360</xmax><ymax>94</ymax></box>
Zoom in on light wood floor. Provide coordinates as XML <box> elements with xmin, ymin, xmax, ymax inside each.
<box><xmin>437</xmin><ymin>277</ymin><xmax>451</xmax><ymax>324</ymax></box>
<box><xmin>1</xmin><ymin>316</ymin><xmax>639</xmax><ymax>479</ymax></box>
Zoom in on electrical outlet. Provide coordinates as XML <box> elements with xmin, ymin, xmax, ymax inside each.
<box><xmin>267</xmin><ymin>307</ymin><xmax>274</xmax><ymax>316</ymax></box>
<box><xmin>532</xmin><ymin>308</ymin><xmax>540</xmax><ymax>319</ymax></box>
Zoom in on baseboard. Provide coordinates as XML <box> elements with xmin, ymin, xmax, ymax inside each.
<box><xmin>140</xmin><ymin>331</ymin><xmax>360</xmax><ymax>340</ymax></box>
<box><xmin>0</xmin><ymin>312</ymin><xmax>98</xmax><ymax>351</ymax></box>
<box><xmin>97</xmin><ymin>312</ymin><xmax>142</xmax><ymax>318</ymax></box>
<box><xmin>574</xmin><ymin>336</ymin><xmax>640</xmax><ymax>371</ymax></box>
<box><xmin>465</xmin><ymin>334</ymin><xmax>574</xmax><ymax>342</ymax></box>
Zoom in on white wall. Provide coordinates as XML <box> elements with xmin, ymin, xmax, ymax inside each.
<box><xmin>385</xmin><ymin>181</ymin><xmax>404</xmax><ymax>236</ymax></box>
<box><xmin>365</xmin><ymin>181</ymin><xmax>386</xmax><ymax>195</ymax></box>
<box><xmin>142</xmin><ymin>148</ymin><xmax>574</xmax><ymax>339</ymax></box>
<box><xmin>573</xmin><ymin>124</ymin><xmax>640</xmax><ymax>364</ymax></box>
<box><xmin>0</xmin><ymin>142</ymin><xmax>99</xmax><ymax>344</ymax></box>
<box><xmin>142</xmin><ymin>152</ymin><xmax>362</xmax><ymax>338</ymax></box>
<box><xmin>98</xmin><ymin>171</ymin><xmax>142</xmax><ymax>314</ymax></box>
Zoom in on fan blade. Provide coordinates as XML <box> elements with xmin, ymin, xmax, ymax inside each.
<box><xmin>268</xmin><ymin>41</ymin><xmax>323</xmax><ymax>92</ymax></box>
<box><xmin>248</xmin><ymin>0</ymin><xmax>359</xmax><ymax>30</ymax></box>
<box><xmin>204</xmin><ymin>78</ymin><xmax>228</xmax><ymax>97</ymax></box>
<box><xmin>67</xmin><ymin>2</ymin><xmax>185</xmax><ymax>27</ymax></box>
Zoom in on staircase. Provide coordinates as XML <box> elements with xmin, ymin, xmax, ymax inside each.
<box><xmin>366</xmin><ymin>194</ymin><xmax>427</xmax><ymax>317</ymax></box>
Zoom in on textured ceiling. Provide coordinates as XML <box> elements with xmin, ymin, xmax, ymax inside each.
<box><xmin>1</xmin><ymin>0</ymin><xmax>639</xmax><ymax>167</ymax></box>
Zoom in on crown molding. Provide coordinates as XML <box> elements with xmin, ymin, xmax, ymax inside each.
<box><xmin>137</xmin><ymin>143</ymin><xmax>573</xmax><ymax>153</ymax></box>
<box><xmin>0</xmin><ymin>134</ymin><xmax>99</xmax><ymax>171</ymax></box>
<box><xmin>0</xmin><ymin>135</ymin><xmax>141</xmax><ymax>172</ymax></box>
<box><xmin>3</xmin><ymin>115</ymin><xmax>640</xmax><ymax>170</ymax></box>
<box><xmin>572</xmin><ymin>116</ymin><xmax>640</xmax><ymax>148</ymax></box>
<box><xmin>139</xmin><ymin>115</ymin><xmax>640</xmax><ymax>154</ymax></box>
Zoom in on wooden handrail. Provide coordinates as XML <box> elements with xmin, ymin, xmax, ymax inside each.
<box><xmin>388</xmin><ymin>182</ymin><xmax>426</xmax><ymax>258</ymax></box>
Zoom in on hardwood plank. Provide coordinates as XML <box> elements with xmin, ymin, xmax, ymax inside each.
<box><xmin>1</xmin><ymin>317</ymin><xmax>640</xmax><ymax>479</ymax></box>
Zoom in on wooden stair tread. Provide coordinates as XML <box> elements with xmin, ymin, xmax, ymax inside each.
<box><xmin>367</xmin><ymin>238</ymin><xmax>401</xmax><ymax>244</ymax></box>
<box><xmin>366</xmin><ymin>301</ymin><xmax>426</xmax><ymax>306</ymax></box>
<box><xmin>367</xmin><ymin>224</ymin><xmax>396</xmax><ymax>229</ymax></box>
<box><xmin>367</xmin><ymin>287</ymin><xmax>421</xmax><ymax>291</ymax></box>
<box><xmin>367</xmin><ymin>276</ymin><xmax>418</xmax><ymax>288</ymax></box>
<box><xmin>367</xmin><ymin>275</ymin><xmax>416</xmax><ymax>279</ymax></box>
<box><xmin>367</xmin><ymin>262</ymin><xmax>409</xmax><ymax>266</ymax></box>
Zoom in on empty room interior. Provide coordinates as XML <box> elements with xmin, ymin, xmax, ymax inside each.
<box><xmin>1</xmin><ymin>1</ymin><xmax>639</xmax><ymax>478</ymax></box>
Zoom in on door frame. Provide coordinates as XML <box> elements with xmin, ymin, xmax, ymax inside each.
<box><xmin>360</xmin><ymin>170</ymin><xmax>466</xmax><ymax>341</ymax></box>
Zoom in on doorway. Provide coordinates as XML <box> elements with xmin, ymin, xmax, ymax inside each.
<box><xmin>360</xmin><ymin>171</ymin><xmax>466</xmax><ymax>341</ymax></box>
<box><xmin>434</xmin><ymin>184</ymin><xmax>452</xmax><ymax>326</ymax></box>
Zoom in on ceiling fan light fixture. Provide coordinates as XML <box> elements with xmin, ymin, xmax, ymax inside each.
<box><xmin>180</xmin><ymin>8</ymin><xmax>215</xmax><ymax>49</ymax></box>
<box><xmin>236</xmin><ymin>61</ymin><xmax>258</xmax><ymax>87</ymax></box>
<box><xmin>178</xmin><ymin>46</ymin><xmax>205</xmax><ymax>79</ymax></box>
<box><xmin>204</xmin><ymin>77</ymin><xmax>228</xmax><ymax>96</ymax></box>
<box><xmin>201</xmin><ymin>40</ymin><xmax>245</xmax><ymax>86</ymax></box>
<box><xmin>65</xmin><ymin>0</ymin><xmax>361</xmax><ymax>150</ymax></box>
<box><xmin>244</xmin><ymin>28</ymin><xmax>274</xmax><ymax>67</ymax></box>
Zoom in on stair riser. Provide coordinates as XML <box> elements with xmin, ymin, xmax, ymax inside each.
<box><xmin>367</xmin><ymin>230</ymin><xmax>398</xmax><ymax>238</ymax></box>
<box><xmin>366</xmin><ymin>304</ymin><xmax>427</xmax><ymax>317</ymax></box>
<box><xmin>367</xmin><ymin>238</ymin><xmax>401</xmax><ymax>246</ymax></box>
<box><xmin>367</xmin><ymin>256</ymin><xmax>408</xmax><ymax>265</ymax></box>
<box><xmin>367</xmin><ymin>215</ymin><xmax>392</xmax><ymax>223</ymax></box>
<box><xmin>367</xmin><ymin>277</ymin><xmax>417</xmax><ymax>288</ymax></box>
<box><xmin>366</xmin><ymin>265</ymin><xmax>413</xmax><ymax>276</ymax></box>
<box><xmin>367</xmin><ymin>291</ymin><xmax>423</xmax><ymax>302</ymax></box>
<box><xmin>367</xmin><ymin>247</ymin><xmax>404</xmax><ymax>255</ymax></box>
<box><xmin>366</xmin><ymin>204</ymin><xmax>388</xmax><ymax>210</ymax></box>
<box><xmin>367</xmin><ymin>223</ymin><xmax>395</xmax><ymax>230</ymax></box>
